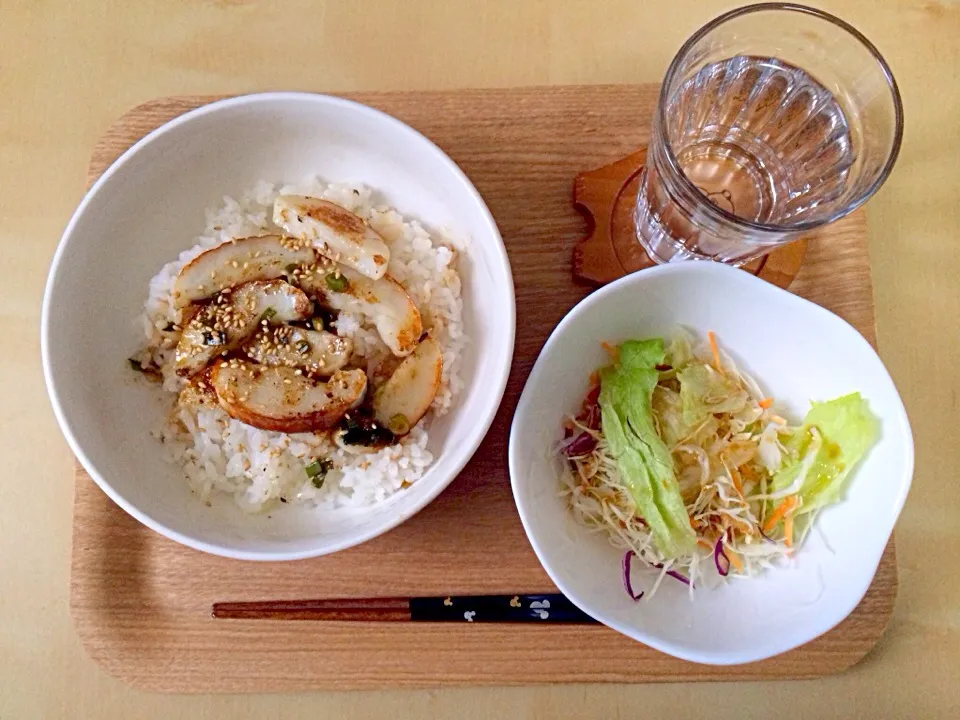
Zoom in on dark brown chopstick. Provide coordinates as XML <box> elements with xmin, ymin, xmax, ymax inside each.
<box><xmin>212</xmin><ymin>593</ymin><xmax>598</xmax><ymax>624</ymax></box>
<box><xmin>213</xmin><ymin>597</ymin><xmax>412</xmax><ymax>622</ymax></box>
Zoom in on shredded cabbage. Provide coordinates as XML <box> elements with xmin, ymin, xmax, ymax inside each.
<box><xmin>559</xmin><ymin>331</ymin><xmax>879</xmax><ymax>597</ymax></box>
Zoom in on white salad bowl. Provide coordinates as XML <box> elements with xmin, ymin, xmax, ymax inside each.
<box><xmin>42</xmin><ymin>93</ymin><xmax>514</xmax><ymax>560</ymax></box>
<box><xmin>509</xmin><ymin>262</ymin><xmax>911</xmax><ymax>664</ymax></box>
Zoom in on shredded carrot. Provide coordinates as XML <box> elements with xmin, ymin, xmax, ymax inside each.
<box><xmin>588</xmin><ymin>370</ymin><xmax>599</xmax><ymax>386</ymax></box>
<box><xmin>784</xmin><ymin>514</ymin><xmax>794</xmax><ymax>548</ymax></box>
<box><xmin>725</xmin><ymin>547</ymin><xmax>744</xmax><ymax>573</ymax></box>
<box><xmin>763</xmin><ymin>495</ymin><xmax>798</xmax><ymax>533</ymax></box>
<box><xmin>721</xmin><ymin>455</ymin><xmax>745</xmax><ymax>501</ymax></box>
<box><xmin>707</xmin><ymin>331</ymin><xmax>724</xmax><ymax>376</ymax></box>
<box><xmin>697</xmin><ymin>539</ymin><xmax>713</xmax><ymax>551</ymax></box>
<box><xmin>758</xmin><ymin>397</ymin><xmax>773</xmax><ymax>410</ymax></box>
<box><xmin>729</xmin><ymin>464</ymin><xmax>744</xmax><ymax>499</ymax></box>
<box><xmin>719</xmin><ymin>516</ymin><xmax>752</xmax><ymax>538</ymax></box>
<box><xmin>601</xmin><ymin>341</ymin><xmax>618</xmax><ymax>360</ymax></box>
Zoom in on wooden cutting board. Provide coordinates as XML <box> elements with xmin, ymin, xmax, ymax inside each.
<box><xmin>71</xmin><ymin>86</ymin><xmax>897</xmax><ymax>692</ymax></box>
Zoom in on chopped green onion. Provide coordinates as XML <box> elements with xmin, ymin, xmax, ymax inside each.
<box><xmin>261</xmin><ymin>307</ymin><xmax>277</xmax><ymax>321</ymax></box>
<box><xmin>388</xmin><ymin>413</ymin><xmax>411</xmax><ymax>436</ymax></box>
<box><xmin>325</xmin><ymin>273</ymin><xmax>349</xmax><ymax>292</ymax></box>
<box><xmin>305</xmin><ymin>459</ymin><xmax>331</xmax><ymax>488</ymax></box>
<box><xmin>310</xmin><ymin>317</ymin><xmax>324</xmax><ymax>331</ymax></box>
<box><xmin>295</xmin><ymin>340</ymin><xmax>311</xmax><ymax>355</ymax></box>
<box><xmin>284</xmin><ymin>263</ymin><xmax>299</xmax><ymax>273</ymax></box>
<box><xmin>128</xmin><ymin>358</ymin><xmax>143</xmax><ymax>372</ymax></box>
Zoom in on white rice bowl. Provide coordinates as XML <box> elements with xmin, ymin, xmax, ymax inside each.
<box><xmin>137</xmin><ymin>179</ymin><xmax>466</xmax><ymax>514</ymax></box>
<box><xmin>43</xmin><ymin>93</ymin><xmax>515</xmax><ymax>560</ymax></box>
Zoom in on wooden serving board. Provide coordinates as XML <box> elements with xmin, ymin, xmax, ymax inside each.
<box><xmin>71</xmin><ymin>87</ymin><xmax>896</xmax><ymax>692</ymax></box>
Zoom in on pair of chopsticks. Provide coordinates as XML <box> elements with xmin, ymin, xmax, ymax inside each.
<box><xmin>213</xmin><ymin>593</ymin><xmax>597</xmax><ymax>624</ymax></box>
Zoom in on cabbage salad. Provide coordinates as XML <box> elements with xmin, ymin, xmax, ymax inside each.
<box><xmin>558</xmin><ymin>330</ymin><xmax>879</xmax><ymax>598</ymax></box>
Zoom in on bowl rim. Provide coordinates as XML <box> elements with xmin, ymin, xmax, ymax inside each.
<box><xmin>508</xmin><ymin>261</ymin><xmax>913</xmax><ymax>664</ymax></box>
<box><xmin>42</xmin><ymin>92</ymin><xmax>516</xmax><ymax>561</ymax></box>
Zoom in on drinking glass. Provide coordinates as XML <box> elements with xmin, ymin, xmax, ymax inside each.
<box><xmin>635</xmin><ymin>3</ymin><xmax>904</xmax><ymax>265</ymax></box>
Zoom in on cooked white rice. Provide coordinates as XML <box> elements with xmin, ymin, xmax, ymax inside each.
<box><xmin>136</xmin><ymin>178</ymin><xmax>466</xmax><ymax>512</ymax></box>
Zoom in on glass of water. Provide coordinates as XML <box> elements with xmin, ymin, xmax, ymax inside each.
<box><xmin>635</xmin><ymin>3</ymin><xmax>904</xmax><ymax>265</ymax></box>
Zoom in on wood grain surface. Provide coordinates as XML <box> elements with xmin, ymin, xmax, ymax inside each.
<box><xmin>71</xmin><ymin>87</ymin><xmax>896</xmax><ymax>692</ymax></box>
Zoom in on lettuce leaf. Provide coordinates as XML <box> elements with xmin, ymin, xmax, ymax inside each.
<box><xmin>664</xmin><ymin>328</ymin><xmax>695</xmax><ymax>369</ymax></box>
<box><xmin>618</xmin><ymin>338</ymin><xmax>667</xmax><ymax>371</ymax></box>
<box><xmin>652</xmin><ymin>384</ymin><xmax>687</xmax><ymax>448</ymax></box>
<box><xmin>771</xmin><ymin>392</ymin><xmax>879</xmax><ymax>515</ymax></box>
<box><xmin>677</xmin><ymin>363</ymin><xmax>749</xmax><ymax>428</ymax></box>
<box><xmin>599</xmin><ymin>339</ymin><xmax>696</xmax><ymax>559</ymax></box>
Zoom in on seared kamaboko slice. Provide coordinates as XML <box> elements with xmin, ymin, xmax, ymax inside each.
<box><xmin>373</xmin><ymin>337</ymin><xmax>442</xmax><ymax>436</ymax></box>
<box><xmin>211</xmin><ymin>361</ymin><xmax>367</xmax><ymax>433</ymax></box>
<box><xmin>174</xmin><ymin>280</ymin><xmax>312</xmax><ymax>376</ymax></box>
<box><xmin>273</xmin><ymin>195</ymin><xmax>390</xmax><ymax>280</ymax></box>
<box><xmin>171</xmin><ymin>235</ymin><xmax>315</xmax><ymax>309</ymax></box>
<box><xmin>243</xmin><ymin>325</ymin><xmax>352</xmax><ymax>376</ymax></box>
<box><xmin>299</xmin><ymin>265</ymin><xmax>422</xmax><ymax>357</ymax></box>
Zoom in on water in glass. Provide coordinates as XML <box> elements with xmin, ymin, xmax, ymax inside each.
<box><xmin>637</xmin><ymin>55</ymin><xmax>855</xmax><ymax>263</ymax></box>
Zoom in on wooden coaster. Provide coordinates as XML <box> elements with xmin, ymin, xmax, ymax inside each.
<box><xmin>573</xmin><ymin>148</ymin><xmax>807</xmax><ymax>288</ymax></box>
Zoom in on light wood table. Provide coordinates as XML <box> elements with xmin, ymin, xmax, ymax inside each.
<box><xmin>2</xmin><ymin>0</ymin><xmax>957</xmax><ymax>717</ymax></box>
